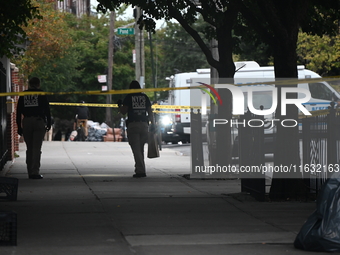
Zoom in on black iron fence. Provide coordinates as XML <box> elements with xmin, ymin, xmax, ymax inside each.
<box><xmin>0</xmin><ymin>62</ymin><xmax>7</xmax><ymax>170</ymax></box>
<box><xmin>238</xmin><ymin>103</ymin><xmax>340</xmax><ymax>200</ymax></box>
<box><xmin>301</xmin><ymin>103</ymin><xmax>340</xmax><ymax>193</ymax></box>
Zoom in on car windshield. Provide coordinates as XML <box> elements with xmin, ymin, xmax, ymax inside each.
<box><xmin>244</xmin><ymin>91</ymin><xmax>273</xmax><ymax>110</ymax></box>
<box><xmin>309</xmin><ymin>83</ymin><xmax>334</xmax><ymax>101</ymax></box>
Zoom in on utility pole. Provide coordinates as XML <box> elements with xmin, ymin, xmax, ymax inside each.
<box><xmin>134</xmin><ymin>7</ymin><xmax>145</xmax><ymax>87</ymax></box>
<box><xmin>148</xmin><ymin>31</ymin><xmax>157</xmax><ymax>101</ymax></box>
<box><xmin>209</xmin><ymin>38</ymin><xmax>219</xmax><ymax>167</ymax></box>
<box><xmin>106</xmin><ymin>11</ymin><xmax>115</xmax><ymax>127</ymax></box>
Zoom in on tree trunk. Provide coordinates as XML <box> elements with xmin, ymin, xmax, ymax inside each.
<box><xmin>235</xmin><ymin>0</ymin><xmax>311</xmax><ymax>199</ymax></box>
<box><xmin>169</xmin><ymin>4</ymin><xmax>238</xmax><ymax>170</ymax></box>
<box><xmin>269</xmin><ymin>24</ymin><xmax>306</xmax><ymax>200</ymax></box>
<box><xmin>210</xmin><ymin>18</ymin><xmax>236</xmax><ymax>171</ymax></box>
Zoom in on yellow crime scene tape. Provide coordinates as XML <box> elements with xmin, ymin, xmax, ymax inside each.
<box><xmin>8</xmin><ymin>100</ymin><xmax>203</xmax><ymax>114</ymax></box>
<box><xmin>0</xmin><ymin>86</ymin><xmax>196</xmax><ymax>97</ymax></box>
<box><xmin>49</xmin><ymin>102</ymin><xmax>119</xmax><ymax>107</ymax></box>
<box><xmin>1</xmin><ymin>76</ymin><xmax>339</xmax><ymax>97</ymax></box>
<box><xmin>16</xmin><ymin>100</ymin><xmax>340</xmax><ymax>117</ymax></box>
<box><xmin>47</xmin><ymin>102</ymin><xmax>199</xmax><ymax>110</ymax></box>
<box><xmin>154</xmin><ymin>111</ymin><xmax>194</xmax><ymax>114</ymax></box>
<box><xmin>48</xmin><ymin>102</ymin><xmax>204</xmax><ymax>114</ymax></box>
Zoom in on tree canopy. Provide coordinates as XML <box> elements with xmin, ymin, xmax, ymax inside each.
<box><xmin>0</xmin><ymin>0</ymin><xmax>41</xmax><ymax>58</ymax></box>
<box><xmin>97</xmin><ymin>0</ymin><xmax>240</xmax><ymax>77</ymax></box>
<box><xmin>14</xmin><ymin>0</ymin><xmax>74</xmax><ymax>83</ymax></box>
<box><xmin>13</xmin><ymin>4</ymin><xmax>139</xmax><ymax>123</ymax></box>
<box><xmin>297</xmin><ymin>32</ymin><xmax>340</xmax><ymax>76</ymax></box>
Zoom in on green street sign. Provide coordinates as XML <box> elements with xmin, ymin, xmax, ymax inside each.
<box><xmin>117</xmin><ymin>28</ymin><xmax>135</xmax><ymax>35</ymax></box>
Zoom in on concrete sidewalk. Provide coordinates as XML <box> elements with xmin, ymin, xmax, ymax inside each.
<box><xmin>0</xmin><ymin>141</ymin><xmax>322</xmax><ymax>254</ymax></box>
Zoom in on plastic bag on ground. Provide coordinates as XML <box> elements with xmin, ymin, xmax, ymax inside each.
<box><xmin>294</xmin><ymin>172</ymin><xmax>340</xmax><ymax>252</ymax></box>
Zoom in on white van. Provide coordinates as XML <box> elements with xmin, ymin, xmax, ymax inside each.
<box><xmin>233</xmin><ymin>61</ymin><xmax>340</xmax><ymax>113</ymax></box>
<box><xmin>167</xmin><ymin>61</ymin><xmax>340</xmax><ymax>143</ymax></box>
<box><xmin>167</xmin><ymin>69</ymin><xmax>211</xmax><ymax>142</ymax></box>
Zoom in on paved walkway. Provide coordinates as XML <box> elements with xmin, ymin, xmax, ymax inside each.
<box><xmin>0</xmin><ymin>141</ymin><xmax>324</xmax><ymax>254</ymax></box>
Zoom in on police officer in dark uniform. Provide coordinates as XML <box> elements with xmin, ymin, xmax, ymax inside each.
<box><xmin>16</xmin><ymin>77</ymin><xmax>51</xmax><ymax>179</ymax></box>
<box><xmin>119</xmin><ymin>80</ymin><xmax>154</xmax><ymax>178</ymax></box>
<box><xmin>75</xmin><ymin>101</ymin><xmax>90</xmax><ymax>137</ymax></box>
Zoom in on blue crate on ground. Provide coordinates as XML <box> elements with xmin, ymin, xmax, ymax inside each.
<box><xmin>0</xmin><ymin>177</ymin><xmax>18</xmax><ymax>201</ymax></box>
<box><xmin>0</xmin><ymin>211</ymin><xmax>17</xmax><ymax>246</ymax></box>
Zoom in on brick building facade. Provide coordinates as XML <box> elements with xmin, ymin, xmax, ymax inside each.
<box><xmin>6</xmin><ymin>64</ymin><xmax>26</xmax><ymax>164</ymax></box>
<box><xmin>56</xmin><ymin>0</ymin><xmax>91</xmax><ymax>17</ymax></box>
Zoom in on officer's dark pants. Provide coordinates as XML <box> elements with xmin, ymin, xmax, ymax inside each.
<box><xmin>127</xmin><ymin>122</ymin><xmax>148</xmax><ymax>174</ymax></box>
<box><xmin>22</xmin><ymin>116</ymin><xmax>46</xmax><ymax>176</ymax></box>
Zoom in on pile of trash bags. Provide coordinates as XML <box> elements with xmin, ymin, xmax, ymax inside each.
<box><xmin>68</xmin><ymin>121</ymin><xmax>124</xmax><ymax>142</ymax></box>
<box><xmin>87</xmin><ymin>121</ymin><xmax>110</xmax><ymax>141</ymax></box>
<box><xmin>294</xmin><ymin>172</ymin><xmax>340</xmax><ymax>252</ymax></box>
<box><xmin>68</xmin><ymin>121</ymin><xmax>109</xmax><ymax>142</ymax></box>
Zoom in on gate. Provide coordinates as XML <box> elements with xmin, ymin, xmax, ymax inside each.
<box><xmin>237</xmin><ymin>103</ymin><xmax>340</xmax><ymax>200</ymax></box>
<box><xmin>301</xmin><ymin>103</ymin><xmax>340</xmax><ymax>194</ymax></box>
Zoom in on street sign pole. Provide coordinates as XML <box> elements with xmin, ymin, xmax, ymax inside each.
<box><xmin>106</xmin><ymin>11</ymin><xmax>115</xmax><ymax>127</ymax></box>
<box><xmin>134</xmin><ymin>7</ymin><xmax>144</xmax><ymax>88</ymax></box>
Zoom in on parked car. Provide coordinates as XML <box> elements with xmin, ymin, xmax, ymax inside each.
<box><xmin>158</xmin><ymin>114</ymin><xmax>180</xmax><ymax>144</ymax></box>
